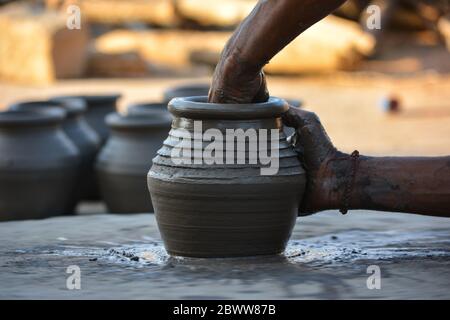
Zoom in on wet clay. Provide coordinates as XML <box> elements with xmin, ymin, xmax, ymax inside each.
<box><xmin>148</xmin><ymin>96</ymin><xmax>306</xmax><ymax>257</ymax></box>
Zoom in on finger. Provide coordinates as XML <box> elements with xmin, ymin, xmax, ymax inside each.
<box><xmin>208</xmin><ymin>88</ymin><xmax>228</xmax><ymax>103</ymax></box>
<box><xmin>252</xmin><ymin>72</ymin><xmax>269</xmax><ymax>103</ymax></box>
<box><xmin>207</xmin><ymin>87</ymin><xmax>213</xmax><ymax>102</ymax></box>
<box><xmin>281</xmin><ymin>107</ymin><xmax>300</xmax><ymax>129</ymax></box>
<box><xmin>293</xmin><ymin>108</ymin><xmax>318</xmax><ymax>128</ymax></box>
<box><xmin>282</xmin><ymin>106</ymin><xmax>319</xmax><ymax>129</ymax></box>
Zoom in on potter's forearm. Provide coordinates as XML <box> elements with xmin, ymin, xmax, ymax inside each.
<box><xmin>228</xmin><ymin>0</ymin><xmax>346</xmax><ymax>71</ymax></box>
<box><xmin>342</xmin><ymin>156</ymin><xmax>450</xmax><ymax>217</ymax></box>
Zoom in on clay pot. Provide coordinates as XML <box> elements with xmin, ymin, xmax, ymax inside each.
<box><xmin>127</xmin><ymin>102</ymin><xmax>169</xmax><ymax>116</ymax></box>
<box><xmin>10</xmin><ymin>99</ymin><xmax>101</xmax><ymax>201</ymax></box>
<box><xmin>96</xmin><ymin>111</ymin><xmax>172</xmax><ymax>213</ymax></box>
<box><xmin>163</xmin><ymin>83</ymin><xmax>210</xmax><ymax>103</ymax></box>
<box><xmin>50</xmin><ymin>94</ymin><xmax>121</xmax><ymax>144</ymax></box>
<box><xmin>147</xmin><ymin>96</ymin><xmax>306</xmax><ymax>257</ymax></box>
<box><xmin>0</xmin><ymin>110</ymin><xmax>80</xmax><ymax>221</ymax></box>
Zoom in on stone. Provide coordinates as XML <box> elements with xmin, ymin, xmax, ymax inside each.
<box><xmin>76</xmin><ymin>0</ymin><xmax>177</xmax><ymax>26</ymax></box>
<box><xmin>87</xmin><ymin>51</ymin><xmax>151</xmax><ymax>77</ymax></box>
<box><xmin>190</xmin><ymin>16</ymin><xmax>375</xmax><ymax>74</ymax></box>
<box><xmin>175</xmin><ymin>0</ymin><xmax>256</xmax><ymax>28</ymax></box>
<box><xmin>0</xmin><ymin>3</ymin><xmax>88</xmax><ymax>84</ymax></box>
<box><xmin>95</xmin><ymin>16</ymin><xmax>374</xmax><ymax>74</ymax></box>
<box><xmin>95</xmin><ymin>29</ymin><xmax>230</xmax><ymax>69</ymax></box>
<box><xmin>265</xmin><ymin>16</ymin><xmax>376</xmax><ymax>74</ymax></box>
<box><xmin>438</xmin><ymin>15</ymin><xmax>450</xmax><ymax>52</ymax></box>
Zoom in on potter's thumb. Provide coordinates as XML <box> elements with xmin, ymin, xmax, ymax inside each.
<box><xmin>281</xmin><ymin>108</ymin><xmax>300</xmax><ymax>129</ymax></box>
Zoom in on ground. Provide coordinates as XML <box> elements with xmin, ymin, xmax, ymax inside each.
<box><xmin>0</xmin><ymin>210</ymin><xmax>449</xmax><ymax>299</ymax></box>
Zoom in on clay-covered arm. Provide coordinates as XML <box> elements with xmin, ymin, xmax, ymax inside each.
<box><xmin>283</xmin><ymin>107</ymin><xmax>450</xmax><ymax>217</ymax></box>
<box><xmin>326</xmin><ymin>155</ymin><xmax>450</xmax><ymax>217</ymax></box>
<box><xmin>209</xmin><ymin>0</ymin><xmax>346</xmax><ymax>103</ymax></box>
<box><xmin>230</xmin><ymin>0</ymin><xmax>346</xmax><ymax>71</ymax></box>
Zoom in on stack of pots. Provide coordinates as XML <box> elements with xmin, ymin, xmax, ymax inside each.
<box><xmin>96</xmin><ymin>103</ymin><xmax>172</xmax><ymax>213</ymax></box>
<box><xmin>163</xmin><ymin>83</ymin><xmax>210</xmax><ymax>103</ymax></box>
<box><xmin>10</xmin><ymin>99</ymin><xmax>101</xmax><ymax>203</ymax></box>
<box><xmin>50</xmin><ymin>94</ymin><xmax>121</xmax><ymax>145</ymax></box>
<box><xmin>0</xmin><ymin>109</ymin><xmax>80</xmax><ymax>221</ymax></box>
<box><xmin>50</xmin><ymin>94</ymin><xmax>121</xmax><ymax>200</ymax></box>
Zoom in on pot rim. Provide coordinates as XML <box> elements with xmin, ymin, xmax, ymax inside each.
<box><xmin>9</xmin><ymin>100</ymin><xmax>84</xmax><ymax>117</ymax></box>
<box><xmin>164</xmin><ymin>83</ymin><xmax>209</xmax><ymax>93</ymax></box>
<box><xmin>127</xmin><ymin>102</ymin><xmax>167</xmax><ymax>110</ymax></box>
<box><xmin>284</xmin><ymin>98</ymin><xmax>302</xmax><ymax>109</ymax></box>
<box><xmin>0</xmin><ymin>110</ymin><xmax>65</xmax><ymax>127</ymax></box>
<box><xmin>106</xmin><ymin>112</ymin><xmax>171</xmax><ymax>129</ymax></box>
<box><xmin>163</xmin><ymin>83</ymin><xmax>210</xmax><ymax>101</ymax></box>
<box><xmin>48</xmin><ymin>97</ymin><xmax>87</xmax><ymax>115</ymax></box>
<box><xmin>51</xmin><ymin>94</ymin><xmax>121</xmax><ymax>107</ymax></box>
<box><xmin>168</xmin><ymin>96</ymin><xmax>288</xmax><ymax>120</ymax></box>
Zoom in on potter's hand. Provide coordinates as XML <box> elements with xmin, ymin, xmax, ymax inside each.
<box><xmin>283</xmin><ymin>107</ymin><xmax>450</xmax><ymax>218</ymax></box>
<box><xmin>208</xmin><ymin>43</ymin><xmax>269</xmax><ymax>104</ymax></box>
<box><xmin>208</xmin><ymin>0</ymin><xmax>346</xmax><ymax>104</ymax></box>
<box><xmin>282</xmin><ymin>107</ymin><xmax>344</xmax><ymax>216</ymax></box>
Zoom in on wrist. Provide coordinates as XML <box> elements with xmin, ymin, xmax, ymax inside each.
<box><xmin>311</xmin><ymin>151</ymin><xmax>371</xmax><ymax>212</ymax></box>
<box><xmin>327</xmin><ymin>152</ymin><xmax>372</xmax><ymax>212</ymax></box>
<box><xmin>301</xmin><ymin>151</ymin><xmax>348</xmax><ymax>213</ymax></box>
<box><xmin>223</xmin><ymin>49</ymin><xmax>263</xmax><ymax>79</ymax></box>
<box><xmin>321</xmin><ymin>151</ymin><xmax>350</xmax><ymax>210</ymax></box>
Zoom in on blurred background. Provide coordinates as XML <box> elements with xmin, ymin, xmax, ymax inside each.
<box><xmin>0</xmin><ymin>0</ymin><xmax>449</xmax><ymax>157</ymax></box>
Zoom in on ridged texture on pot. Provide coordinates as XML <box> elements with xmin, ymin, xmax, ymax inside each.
<box><xmin>0</xmin><ymin>111</ymin><xmax>80</xmax><ymax>221</ymax></box>
<box><xmin>148</xmin><ymin>97</ymin><xmax>306</xmax><ymax>257</ymax></box>
<box><xmin>96</xmin><ymin>113</ymin><xmax>171</xmax><ymax>213</ymax></box>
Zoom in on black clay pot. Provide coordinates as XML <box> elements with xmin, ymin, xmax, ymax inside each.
<box><xmin>163</xmin><ymin>83</ymin><xmax>210</xmax><ymax>103</ymax></box>
<box><xmin>127</xmin><ymin>102</ymin><xmax>169</xmax><ymax>117</ymax></box>
<box><xmin>0</xmin><ymin>110</ymin><xmax>80</xmax><ymax>221</ymax></box>
<box><xmin>148</xmin><ymin>96</ymin><xmax>306</xmax><ymax>258</ymax></box>
<box><xmin>96</xmin><ymin>111</ymin><xmax>172</xmax><ymax>213</ymax></box>
<box><xmin>10</xmin><ymin>99</ymin><xmax>101</xmax><ymax>201</ymax></box>
<box><xmin>50</xmin><ymin>94</ymin><xmax>121</xmax><ymax>145</ymax></box>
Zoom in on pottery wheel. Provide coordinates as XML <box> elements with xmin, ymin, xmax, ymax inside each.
<box><xmin>1</xmin><ymin>210</ymin><xmax>449</xmax><ymax>299</ymax></box>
